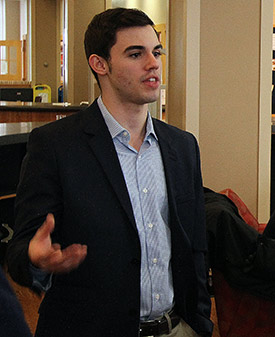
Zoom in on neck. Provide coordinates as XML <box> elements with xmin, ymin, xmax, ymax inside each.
<box><xmin>101</xmin><ymin>95</ymin><xmax>148</xmax><ymax>151</ymax></box>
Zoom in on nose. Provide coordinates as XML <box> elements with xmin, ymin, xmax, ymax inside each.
<box><xmin>145</xmin><ymin>52</ymin><xmax>160</xmax><ymax>71</ymax></box>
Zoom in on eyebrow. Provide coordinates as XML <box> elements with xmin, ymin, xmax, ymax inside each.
<box><xmin>124</xmin><ymin>43</ymin><xmax>163</xmax><ymax>54</ymax></box>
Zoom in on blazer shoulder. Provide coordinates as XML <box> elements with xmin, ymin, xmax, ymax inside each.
<box><xmin>30</xmin><ymin>100</ymin><xmax>101</xmax><ymax>141</ymax></box>
<box><xmin>153</xmin><ymin>118</ymin><xmax>198</xmax><ymax>143</ymax></box>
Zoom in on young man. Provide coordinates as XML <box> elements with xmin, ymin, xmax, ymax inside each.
<box><xmin>7</xmin><ymin>8</ymin><xmax>213</xmax><ymax>337</ymax></box>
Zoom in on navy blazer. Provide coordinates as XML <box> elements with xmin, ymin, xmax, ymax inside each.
<box><xmin>7</xmin><ymin>100</ymin><xmax>213</xmax><ymax>337</ymax></box>
<box><xmin>0</xmin><ymin>266</ymin><xmax>32</xmax><ymax>337</ymax></box>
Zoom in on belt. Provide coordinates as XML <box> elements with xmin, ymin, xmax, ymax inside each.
<box><xmin>139</xmin><ymin>309</ymin><xmax>180</xmax><ymax>336</ymax></box>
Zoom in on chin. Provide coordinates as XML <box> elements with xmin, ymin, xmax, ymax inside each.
<box><xmin>146</xmin><ymin>96</ymin><xmax>159</xmax><ymax>104</ymax></box>
<box><xmin>137</xmin><ymin>98</ymin><xmax>158</xmax><ymax>106</ymax></box>
<box><xmin>130</xmin><ymin>91</ymin><xmax>160</xmax><ymax>105</ymax></box>
<box><xmin>143</xmin><ymin>93</ymin><xmax>160</xmax><ymax>104</ymax></box>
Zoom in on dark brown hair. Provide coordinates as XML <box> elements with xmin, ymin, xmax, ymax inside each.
<box><xmin>84</xmin><ymin>7</ymin><xmax>154</xmax><ymax>84</ymax></box>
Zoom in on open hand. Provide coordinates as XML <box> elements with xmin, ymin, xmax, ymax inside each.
<box><xmin>28</xmin><ymin>213</ymin><xmax>87</xmax><ymax>274</ymax></box>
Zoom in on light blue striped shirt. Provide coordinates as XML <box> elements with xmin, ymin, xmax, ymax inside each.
<box><xmin>98</xmin><ymin>96</ymin><xmax>174</xmax><ymax>320</ymax></box>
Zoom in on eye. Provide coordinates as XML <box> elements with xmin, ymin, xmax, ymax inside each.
<box><xmin>129</xmin><ymin>52</ymin><xmax>141</xmax><ymax>59</ymax></box>
<box><xmin>153</xmin><ymin>50</ymin><xmax>162</xmax><ymax>58</ymax></box>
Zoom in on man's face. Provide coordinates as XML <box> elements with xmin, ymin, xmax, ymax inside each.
<box><xmin>105</xmin><ymin>25</ymin><xmax>162</xmax><ymax>106</ymax></box>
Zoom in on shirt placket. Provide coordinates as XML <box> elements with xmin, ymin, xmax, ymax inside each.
<box><xmin>136</xmin><ymin>144</ymin><xmax>164</xmax><ymax>317</ymax></box>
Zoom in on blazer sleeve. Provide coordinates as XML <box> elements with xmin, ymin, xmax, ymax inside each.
<box><xmin>7</xmin><ymin>126</ymin><xmax>63</xmax><ymax>288</ymax></box>
<box><xmin>191</xmin><ymin>137</ymin><xmax>213</xmax><ymax>336</ymax></box>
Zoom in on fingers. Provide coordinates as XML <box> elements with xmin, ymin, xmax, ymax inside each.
<box><xmin>39</xmin><ymin>244</ymin><xmax>88</xmax><ymax>274</ymax></box>
<box><xmin>52</xmin><ymin>243</ymin><xmax>61</xmax><ymax>251</ymax></box>
<box><xmin>28</xmin><ymin>213</ymin><xmax>88</xmax><ymax>274</ymax></box>
<box><xmin>47</xmin><ymin>244</ymin><xmax>88</xmax><ymax>274</ymax></box>
<box><xmin>35</xmin><ymin>213</ymin><xmax>55</xmax><ymax>241</ymax></box>
<box><xmin>28</xmin><ymin>213</ymin><xmax>55</xmax><ymax>267</ymax></box>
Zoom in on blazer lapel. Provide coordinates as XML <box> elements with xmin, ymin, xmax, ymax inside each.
<box><xmin>80</xmin><ymin>101</ymin><xmax>137</xmax><ymax>230</ymax></box>
<box><xmin>153</xmin><ymin>119</ymin><xmax>179</xmax><ymax>202</ymax></box>
<box><xmin>153</xmin><ymin>120</ymin><xmax>192</xmax><ymax>239</ymax></box>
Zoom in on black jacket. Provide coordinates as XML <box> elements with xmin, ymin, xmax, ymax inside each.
<box><xmin>204</xmin><ymin>187</ymin><xmax>275</xmax><ymax>301</ymax></box>
<box><xmin>7</xmin><ymin>101</ymin><xmax>213</xmax><ymax>337</ymax></box>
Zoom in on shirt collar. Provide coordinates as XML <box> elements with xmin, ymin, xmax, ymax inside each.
<box><xmin>97</xmin><ymin>96</ymin><xmax>158</xmax><ymax>142</ymax></box>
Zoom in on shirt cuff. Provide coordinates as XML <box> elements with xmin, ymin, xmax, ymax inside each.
<box><xmin>29</xmin><ymin>263</ymin><xmax>52</xmax><ymax>292</ymax></box>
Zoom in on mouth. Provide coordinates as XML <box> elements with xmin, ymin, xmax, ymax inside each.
<box><xmin>143</xmin><ymin>76</ymin><xmax>160</xmax><ymax>87</ymax></box>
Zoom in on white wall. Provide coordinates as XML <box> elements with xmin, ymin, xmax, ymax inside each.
<box><xmin>166</xmin><ymin>0</ymin><xmax>272</xmax><ymax>221</ymax></box>
<box><xmin>199</xmin><ymin>0</ymin><xmax>272</xmax><ymax>221</ymax></box>
<box><xmin>6</xmin><ymin>0</ymin><xmax>20</xmax><ymax>40</ymax></box>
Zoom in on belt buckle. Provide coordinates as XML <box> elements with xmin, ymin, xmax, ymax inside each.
<box><xmin>139</xmin><ymin>327</ymin><xmax>154</xmax><ymax>337</ymax></box>
<box><xmin>139</xmin><ymin>310</ymin><xmax>173</xmax><ymax>336</ymax></box>
<box><xmin>158</xmin><ymin>317</ymin><xmax>166</xmax><ymax>335</ymax></box>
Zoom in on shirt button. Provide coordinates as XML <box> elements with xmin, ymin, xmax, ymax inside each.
<box><xmin>123</xmin><ymin>131</ymin><xmax>128</xmax><ymax>137</ymax></box>
<box><xmin>143</xmin><ymin>188</ymin><xmax>148</xmax><ymax>193</ymax></box>
<box><xmin>155</xmin><ymin>294</ymin><xmax>160</xmax><ymax>300</ymax></box>
<box><xmin>148</xmin><ymin>223</ymin><xmax>153</xmax><ymax>229</ymax></box>
<box><xmin>152</xmin><ymin>258</ymin><xmax>158</xmax><ymax>264</ymax></box>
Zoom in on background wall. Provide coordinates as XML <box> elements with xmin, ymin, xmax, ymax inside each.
<box><xmin>166</xmin><ymin>0</ymin><xmax>272</xmax><ymax>221</ymax></box>
<box><xmin>112</xmin><ymin>0</ymin><xmax>167</xmax><ymax>24</ymax></box>
<box><xmin>199</xmin><ymin>1</ymin><xmax>261</xmax><ymax>214</ymax></box>
<box><xmin>32</xmin><ymin>0</ymin><xmax>58</xmax><ymax>101</ymax></box>
<box><xmin>66</xmin><ymin>0</ymin><xmax>104</xmax><ymax>104</ymax></box>
<box><xmin>199</xmin><ymin>0</ymin><xmax>272</xmax><ymax>219</ymax></box>
<box><xmin>31</xmin><ymin>0</ymin><xmax>105</xmax><ymax>104</ymax></box>
<box><xmin>6</xmin><ymin>0</ymin><xmax>20</xmax><ymax>40</ymax></box>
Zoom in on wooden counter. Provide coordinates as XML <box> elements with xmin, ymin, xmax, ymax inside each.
<box><xmin>0</xmin><ymin>101</ymin><xmax>87</xmax><ymax>123</ymax></box>
<box><xmin>0</xmin><ymin>101</ymin><xmax>87</xmax><ymax>112</ymax></box>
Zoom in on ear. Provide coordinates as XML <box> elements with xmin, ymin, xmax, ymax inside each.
<box><xmin>88</xmin><ymin>54</ymin><xmax>109</xmax><ymax>76</ymax></box>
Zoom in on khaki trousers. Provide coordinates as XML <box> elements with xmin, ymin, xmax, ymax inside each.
<box><xmin>155</xmin><ymin>319</ymin><xmax>199</xmax><ymax>337</ymax></box>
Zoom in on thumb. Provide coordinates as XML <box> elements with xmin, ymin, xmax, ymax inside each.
<box><xmin>35</xmin><ymin>213</ymin><xmax>55</xmax><ymax>241</ymax></box>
